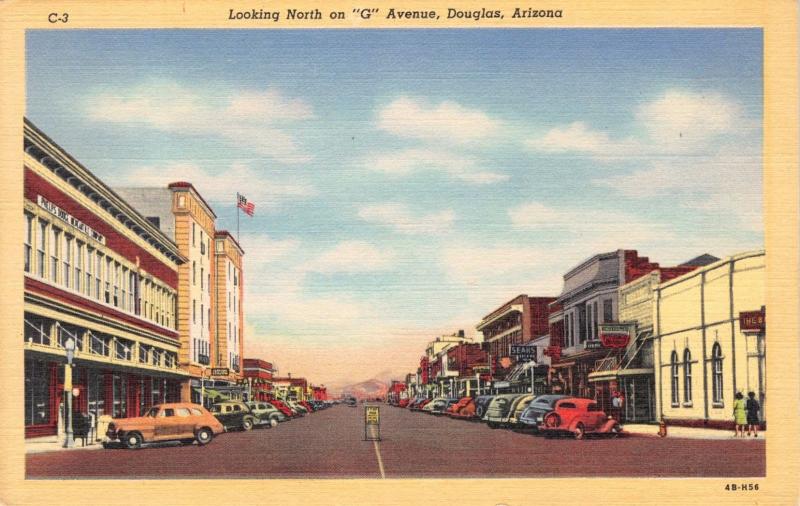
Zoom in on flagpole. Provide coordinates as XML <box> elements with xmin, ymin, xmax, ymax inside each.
<box><xmin>237</xmin><ymin>198</ymin><xmax>240</xmax><ymax>243</ymax></box>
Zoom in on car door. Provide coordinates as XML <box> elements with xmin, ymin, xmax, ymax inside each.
<box><xmin>174</xmin><ymin>407</ymin><xmax>194</xmax><ymax>438</ymax></box>
<box><xmin>155</xmin><ymin>407</ymin><xmax>177</xmax><ymax>440</ymax></box>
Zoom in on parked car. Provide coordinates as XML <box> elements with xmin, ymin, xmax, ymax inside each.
<box><xmin>105</xmin><ymin>402</ymin><xmax>224</xmax><ymax>449</ymax></box>
<box><xmin>445</xmin><ymin>397</ymin><xmax>473</xmax><ymax>417</ymax></box>
<box><xmin>483</xmin><ymin>394</ymin><xmax>525</xmax><ymax>428</ymax></box>
<box><xmin>449</xmin><ymin>397</ymin><xmax>478</xmax><ymax>419</ymax></box>
<box><xmin>407</xmin><ymin>398</ymin><xmax>425</xmax><ymax>410</ymax></box>
<box><xmin>210</xmin><ymin>400</ymin><xmax>259</xmax><ymax>431</ymax></box>
<box><xmin>473</xmin><ymin>395</ymin><xmax>495</xmax><ymax>419</ymax></box>
<box><xmin>345</xmin><ymin>397</ymin><xmax>358</xmax><ymax>407</ymax></box>
<box><xmin>431</xmin><ymin>398</ymin><xmax>460</xmax><ymax>416</ymax></box>
<box><xmin>287</xmin><ymin>401</ymin><xmax>308</xmax><ymax>415</ymax></box>
<box><xmin>421</xmin><ymin>397</ymin><xmax>449</xmax><ymax>413</ymax></box>
<box><xmin>538</xmin><ymin>397</ymin><xmax>622</xmax><ymax>439</ymax></box>
<box><xmin>506</xmin><ymin>394</ymin><xmax>536</xmax><ymax>427</ymax></box>
<box><xmin>412</xmin><ymin>398</ymin><xmax>432</xmax><ymax>411</ymax></box>
<box><xmin>398</xmin><ymin>398</ymin><xmax>410</xmax><ymax>408</ymax></box>
<box><xmin>517</xmin><ymin>394</ymin><xmax>569</xmax><ymax>431</ymax></box>
<box><xmin>246</xmin><ymin>401</ymin><xmax>286</xmax><ymax>425</ymax></box>
<box><xmin>269</xmin><ymin>399</ymin><xmax>296</xmax><ymax>418</ymax></box>
<box><xmin>298</xmin><ymin>400</ymin><xmax>315</xmax><ymax>412</ymax></box>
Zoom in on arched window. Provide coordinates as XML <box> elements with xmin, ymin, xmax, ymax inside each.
<box><xmin>683</xmin><ymin>348</ymin><xmax>692</xmax><ymax>403</ymax></box>
<box><xmin>712</xmin><ymin>343</ymin><xmax>724</xmax><ymax>404</ymax></box>
<box><xmin>670</xmin><ymin>351</ymin><xmax>679</xmax><ymax>406</ymax></box>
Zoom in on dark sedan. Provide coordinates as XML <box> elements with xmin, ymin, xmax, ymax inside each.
<box><xmin>517</xmin><ymin>394</ymin><xmax>569</xmax><ymax>431</ymax></box>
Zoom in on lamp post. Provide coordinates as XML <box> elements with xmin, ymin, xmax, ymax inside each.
<box><xmin>63</xmin><ymin>337</ymin><xmax>76</xmax><ymax>448</ymax></box>
<box><xmin>200</xmin><ymin>365</ymin><xmax>206</xmax><ymax>408</ymax></box>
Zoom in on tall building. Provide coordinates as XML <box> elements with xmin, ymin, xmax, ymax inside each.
<box><xmin>115</xmin><ymin>184</ymin><xmax>247</xmax><ymax>403</ymax></box>
<box><xmin>23</xmin><ymin>119</ymin><xmax>188</xmax><ymax>439</ymax></box>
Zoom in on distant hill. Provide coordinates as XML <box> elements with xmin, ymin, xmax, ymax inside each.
<box><xmin>339</xmin><ymin>378</ymin><xmax>389</xmax><ymax>400</ymax></box>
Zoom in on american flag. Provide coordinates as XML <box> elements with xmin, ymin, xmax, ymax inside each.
<box><xmin>237</xmin><ymin>193</ymin><xmax>255</xmax><ymax>216</ymax></box>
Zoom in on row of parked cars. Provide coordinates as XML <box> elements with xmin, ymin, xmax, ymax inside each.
<box><xmin>396</xmin><ymin>393</ymin><xmax>622</xmax><ymax>440</ymax></box>
<box><xmin>105</xmin><ymin>399</ymin><xmax>333</xmax><ymax>449</ymax></box>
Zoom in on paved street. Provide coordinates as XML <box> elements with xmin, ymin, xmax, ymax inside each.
<box><xmin>27</xmin><ymin>405</ymin><xmax>765</xmax><ymax>479</ymax></box>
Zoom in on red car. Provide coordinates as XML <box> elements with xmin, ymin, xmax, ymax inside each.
<box><xmin>444</xmin><ymin>397</ymin><xmax>472</xmax><ymax>417</ymax></box>
<box><xmin>269</xmin><ymin>400</ymin><xmax>296</xmax><ymax>418</ymax></box>
<box><xmin>398</xmin><ymin>398</ymin><xmax>410</xmax><ymax>408</ymax></box>
<box><xmin>539</xmin><ymin>397</ymin><xmax>622</xmax><ymax>439</ymax></box>
<box><xmin>299</xmin><ymin>401</ymin><xmax>315</xmax><ymax>412</ymax></box>
<box><xmin>410</xmin><ymin>398</ymin><xmax>432</xmax><ymax>412</ymax></box>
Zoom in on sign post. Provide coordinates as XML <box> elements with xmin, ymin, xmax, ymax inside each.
<box><xmin>364</xmin><ymin>405</ymin><xmax>381</xmax><ymax>441</ymax></box>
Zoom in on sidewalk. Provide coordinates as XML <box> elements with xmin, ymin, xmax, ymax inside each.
<box><xmin>624</xmin><ymin>423</ymin><xmax>766</xmax><ymax>440</ymax></box>
<box><xmin>26</xmin><ymin>435</ymin><xmax>105</xmax><ymax>455</ymax></box>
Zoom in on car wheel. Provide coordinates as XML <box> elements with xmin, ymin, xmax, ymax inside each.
<box><xmin>269</xmin><ymin>418</ymin><xmax>279</xmax><ymax>428</ymax></box>
<box><xmin>242</xmin><ymin>418</ymin><xmax>254</xmax><ymax>431</ymax></box>
<box><xmin>124</xmin><ymin>432</ymin><xmax>143</xmax><ymax>450</ymax></box>
<box><xmin>196</xmin><ymin>427</ymin><xmax>213</xmax><ymax>445</ymax></box>
<box><xmin>543</xmin><ymin>412</ymin><xmax>561</xmax><ymax>428</ymax></box>
<box><xmin>574</xmin><ymin>423</ymin><xmax>586</xmax><ymax>440</ymax></box>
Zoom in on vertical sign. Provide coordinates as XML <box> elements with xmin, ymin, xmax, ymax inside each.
<box><xmin>364</xmin><ymin>405</ymin><xmax>381</xmax><ymax>441</ymax></box>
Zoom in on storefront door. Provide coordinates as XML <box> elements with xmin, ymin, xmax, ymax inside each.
<box><xmin>622</xmin><ymin>376</ymin><xmax>655</xmax><ymax>422</ymax></box>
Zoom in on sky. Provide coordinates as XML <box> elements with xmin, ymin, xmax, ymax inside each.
<box><xmin>26</xmin><ymin>29</ymin><xmax>763</xmax><ymax>391</ymax></box>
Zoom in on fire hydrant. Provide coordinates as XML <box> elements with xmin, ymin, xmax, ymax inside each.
<box><xmin>658</xmin><ymin>417</ymin><xmax>668</xmax><ymax>437</ymax></box>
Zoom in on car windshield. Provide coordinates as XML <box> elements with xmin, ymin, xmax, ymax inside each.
<box><xmin>145</xmin><ymin>407</ymin><xmax>160</xmax><ymax>417</ymax></box>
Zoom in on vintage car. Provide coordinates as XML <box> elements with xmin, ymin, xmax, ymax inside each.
<box><xmin>398</xmin><ymin>398</ymin><xmax>410</xmax><ymax>408</ymax></box>
<box><xmin>430</xmin><ymin>398</ymin><xmax>460</xmax><ymax>416</ymax></box>
<box><xmin>449</xmin><ymin>397</ymin><xmax>478</xmax><ymax>419</ymax></box>
<box><xmin>517</xmin><ymin>394</ymin><xmax>569</xmax><ymax>431</ymax></box>
<box><xmin>269</xmin><ymin>399</ymin><xmax>296</xmax><ymax>418</ymax></box>
<box><xmin>444</xmin><ymin>397</ymin><xmax>473</xmax><ymax>417</ymax></box>
<box><xmin>298</xmin><ymin>400</ymin><xmax>315</xmax><ymax>412</ymax></box>
<box><xmin>407</xmin><ymin>398</ymin><xmax>426</xmax><ymax>410</ymax></box>
<box><xmin>210</xmin><ymin>400</ymin><xmax>259</xmax><ymax>431</ymax></box>
<box><xmin>483</xmin><ymin>394</ymin><xmax>525</xmax><ymax>428</ymax></box>
<box><xmin>421</xmin><ymin>397</ymin><xmax>449</xmax><ymax>413</ymax></box>
<box><xmin>246</xmin><ymin>401</ymin><xmax>286</xmax><ymax>425</ymax></box>
<box><xmin>473</xmin><ymin>395</ymin><xmax>495</xmax><ymax>419</ymax></box>
<box><xmin>105</xmin><ymin>402</ymin><xmax>224</xmax><ymax>449</ymax></box>
<box><xmin>538</xmin><ymin>397</ymin><xmax>622</xmax><ymax>439</ymax></box>
<box><xmin>506</xmin><ymin>394</ymin><xmax>536</xmax><ymax>427</ymax></box>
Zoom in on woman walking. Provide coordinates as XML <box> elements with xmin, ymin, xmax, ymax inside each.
<box><xmin>746</xmin><ymin>391</ymin><xmax>761</xmax><ymax>437</ymax></box>
<box><xmin>733</xmin><ymin>391</ymin><xmax>747</xmax><ymax>437</ymax></box>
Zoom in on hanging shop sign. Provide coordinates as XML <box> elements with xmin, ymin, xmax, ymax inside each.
<box><xmin>211</xmin><ymin>367</ymin><xmax>230</xmax><ymax>376</ymax></box>
<box><xmin>510</xmin><ymin>344</ymin><xmax>537</xmax><ymax>362</ymax></box>
<box><xmin>472</xmin><ymin>365</ymin><xmax>491</xmax><ymax>374</ymax></box>
<box><xmin>739</xmin><ymin>309</ymin><xmax>765</xmax><ymax>333</ymax></box>
<box><xmin>37</xmin><ymin>195</ymin><xmax>106</xmax><ymax>244</ymax></box>
<box><xmin>598</xmin><ymin>323</ymin><xmax>633</xmax><ymax>348</ymax></box>
<box><xmin>584</xmin><ymin>339</ymin><xmax>603</xmax><ymax>350</ymax></box>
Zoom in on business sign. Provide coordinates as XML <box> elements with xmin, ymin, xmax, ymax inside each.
<box><xmin>472</xmin><ymin>365</ymin><xmax>491</xmax><ymax>374</ymax></box>
<box><xmin>493</xmin><ymin>381</ymin><xmax>511</xmax><ymax>389</ymax></box>
<box><xmin>211</xmin><ymin>367</ymin><xmax>230</xmax><ymax>376</ymax></box>
<box><xmin>544</xmin><ymin>346</ymin><xmax>562</xmax><ymax>361</ymax></box>
<box><xmin>584</xmin><ymin>340</ymin><xmax>603</xmax><ymax>350</ymax></box>
<box><xmin>38</xmin><ymin>195</ymin><xmax>106</xmax><ymax>244</ymax></box>
<box><xmin>510</xmin><ymin>345</ymin><xmax>537</xmax><ymax>362</ymax></box>
<box><xmin>740</xmin><ymin>310</ymin><xmax>765</xmax><ymax>333</ymax></box>
<box><xmin>364</xmin><ymin>406</ymin><xmax>381</xmax><ymax>441</ymax></box>
<box><xmin>598</xmin><ymin>323</ymin><xmax>633</xmax><ymax>348</ymax></box>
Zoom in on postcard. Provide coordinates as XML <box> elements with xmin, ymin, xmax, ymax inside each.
<box><xmin>0</xmin><ymin>1</ymin><xmax>798</xmax><ymax>505</ymax></box>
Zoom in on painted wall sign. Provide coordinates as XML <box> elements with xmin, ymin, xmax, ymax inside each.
<box><xmin>37</xmin><ymin>195</ymin><xmax>106</xmax><ymax>244</ymax></box>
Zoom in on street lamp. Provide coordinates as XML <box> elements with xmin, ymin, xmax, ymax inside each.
<box><xmin>200</xmin><ymin>365</ymin><xmax>206</xmax><ymax>408</ymax></box>
<box><xmin>63</xmin><ymin>336</ymin><xmax>76</xmax><ymax>448</ymax></box>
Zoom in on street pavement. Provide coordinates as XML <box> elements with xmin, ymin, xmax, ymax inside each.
<box><xmin>26</xmin><ymin>404</ymin><xmax>765</xmax><ymax>479</ymax></box>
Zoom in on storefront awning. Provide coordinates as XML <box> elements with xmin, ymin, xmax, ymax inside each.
<box><xmin>588</xmin><ymin>367</ymin><xmax>654</xmax><ymax>382</ymax></box>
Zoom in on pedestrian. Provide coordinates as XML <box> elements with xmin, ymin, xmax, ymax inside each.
<box><xmin>611</xmin><ymin>391</ymin><xmax>622</xmax><ymax>420</ymax></box>
<box><xmin>746</xmin><ymin>391</ymin><xmax>761</xmax><ymax>437</ymax></box>
<box><xmin>733</xmin><ymin>391</ymin><xmax>747</xmax><ymax>437</ymax></box>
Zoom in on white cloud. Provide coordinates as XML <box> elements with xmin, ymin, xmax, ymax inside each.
<box><xmin>377</xmin><ymin>96</ymin><xmax>501</xmax><ymax>144</ymax></box>
<box><xmin>85</xmin><ymin>80</ymin><xmax>314</xmax><ymax>163</ymax></box>
<box><xmin>121</xmin><ymin>162</ymin><xmax>315</xmax><ymax>208</ymax></box>
<box><xmin>524</xmin><ymin>121</ymin><xmax>639</xmax><ymax>156</ymax></box>
<box><xmin>358</xmin><ymin>203</ymin><xmax>455</xmax><ymax>235</ymax></box>
<box><xmin>237</xmin><ymin>233</ymin><xmax>302</xmax><ymax>271</ymax></box>
<box><xmin>365</xmin><ymin>148</ymin><xmax>509</xmax><ymax>184</ymax></box>
<box><xmin>304</xmin><ymin>240</ymin><xmax>395</xmax><ymax>274</ymax></box>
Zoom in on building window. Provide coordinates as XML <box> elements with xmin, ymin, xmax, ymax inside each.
<box><xmin>50</xmin><ymin>227</ymin><xmax>61</xmax><ymax>283</ymax></box>
<box><xmin>200</xmin><ymin>303</ymin><xmax>204</xmax><ymax>327</ymax></box>
<box><xmin>200</xmin><ymin>267</ymin><xmax>204</xmax><ymax>290</ymax></box>
<box><xmin>670</xmin><ymin>351</ymin><xmax>679</xmax><ymax>407</ymax></box>
<box><xmin>24</xmin><ymin>316</ymin><xmax>51</xmax><ymax>346</ymax></box>
<box><xmin>95</xmin><ymin>253</ymin><xmax>103</xmax><ymax>300</ymax></box>
<box><xmin>193</xmin><ymin>299</ymin><xmax>196</xmax><ymax>324</ymax></box>
<box><xmin>74</xmin><ymin>241</ymin><xmax>83</xmax><ymax>293</ymax></box>
<box><xmin>112</xmin><ymin>374</ymin><xmax>128</xmax><ymax>418</ymax></box>
<box><xmin>192</xmin><ymin>222</ymin><xmax>196</xmax><ymax>247</ymax></box>
<box><xmin>603</xmin><ymin>299</ymin><xmax>613</xmax><ymax>323</ymax></box>
<box><xmin>192</xmin><ymin>261</ymin><xmax>196</xmax><ymax>286</ymax></box>
<box><xmin>712</xmin><ymin>343</ymin><xmax>724</xmax><ymax>404</ymax></box>
<box><xmin>37</xmin><ymin>220</ymin><xmax>46</xmax><ymax>278</ymax></box>
<box><xmin>24</xmin><ymin>213</ymin><xmax>33</xmax><ymax>273</ymax></box>
<box><xmin>683</xmin><ymin>348</ymin><xmax>692</xmax><ymax>404</ymax></box>
<box><xmin>63</xmin><ymin>235</ymin><xmax>72</xmax><ymax>288</ymax></box>
<box><xmin>105</xmin><ymin>257</ymin><xmax>112</xmax><ymax>304</ymax></box>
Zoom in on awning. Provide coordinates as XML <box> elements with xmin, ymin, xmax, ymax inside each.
<box><xmin>588</xmin><ymin>367</ymin><xmax>654</xmax><ymax>382</ymax></box>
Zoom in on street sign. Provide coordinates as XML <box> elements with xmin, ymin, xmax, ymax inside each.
<box><xmin>211</xmin><ymin>367</ymin><xmax>230</xmax><ymax>376</ymax></box>
<box><xmin>584</xmin><ymin>340</ymin><xmax>603</xmax><ymax>350</ymax></box>
<box><xmin>364</xmin><ymin>405</ymin><xmax>381</xmax><ymax>441</ymax></box>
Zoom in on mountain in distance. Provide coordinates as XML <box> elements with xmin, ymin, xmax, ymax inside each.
<box><xmin>339</xmin><ymin>378</ymin><xmax>389</xmax><ymax>400</ymax></box>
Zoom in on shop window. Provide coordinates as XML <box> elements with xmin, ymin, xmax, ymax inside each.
<box><xmin>115</xmin><ymin>339</ymin><xmax>133</xmax><ymax>361</ymax></box>
<box><xmin>87</xmin><ymin>369</ymin><xmax>105</xmax><ymax>420</ymax></box>
<box><xmin>112</xmin><ymin>374</ymin><xmax>128</xmax><ymax>418</ymax></box>
<box><xmin>58</xmin><ymin>324</ymin><xmax>83</xmax><ymax>351</ymax></box>
<box><xmin>603</xmin><ymin>299</ymin><xmax>613</xmax><ymax>323</ymax></box>
<box><xmin>24</xmin><ymin>358</ymin><xmax>52</xmax><ymax>426</ymax></box>
<box><xmin>712</xmin><ymin>343</ymin><xmax>724</xmax><ymax>405</ymax></box>
<box><xmin>89</xmin><ymin>332</ymin><xmax>110</xmax><ymax>357</ymax></box>
<box><xmin>683</xmin><ymin>348</ymin><xmax>692</xmax><ymax>404</ymax></box>
<box><xmin>25</xmin><ymin>316</ymin><xmax>51</xmax><ymax>346</ymax></box>
<box><xmin>139</xmin><ymin>344</ymin><xmax>150</xmax><ymax>364</ymax></box>
<box><xmin>670</xmin><ymin>351</ymin><xmax>679</xmax><ymax>407</ymax></box>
